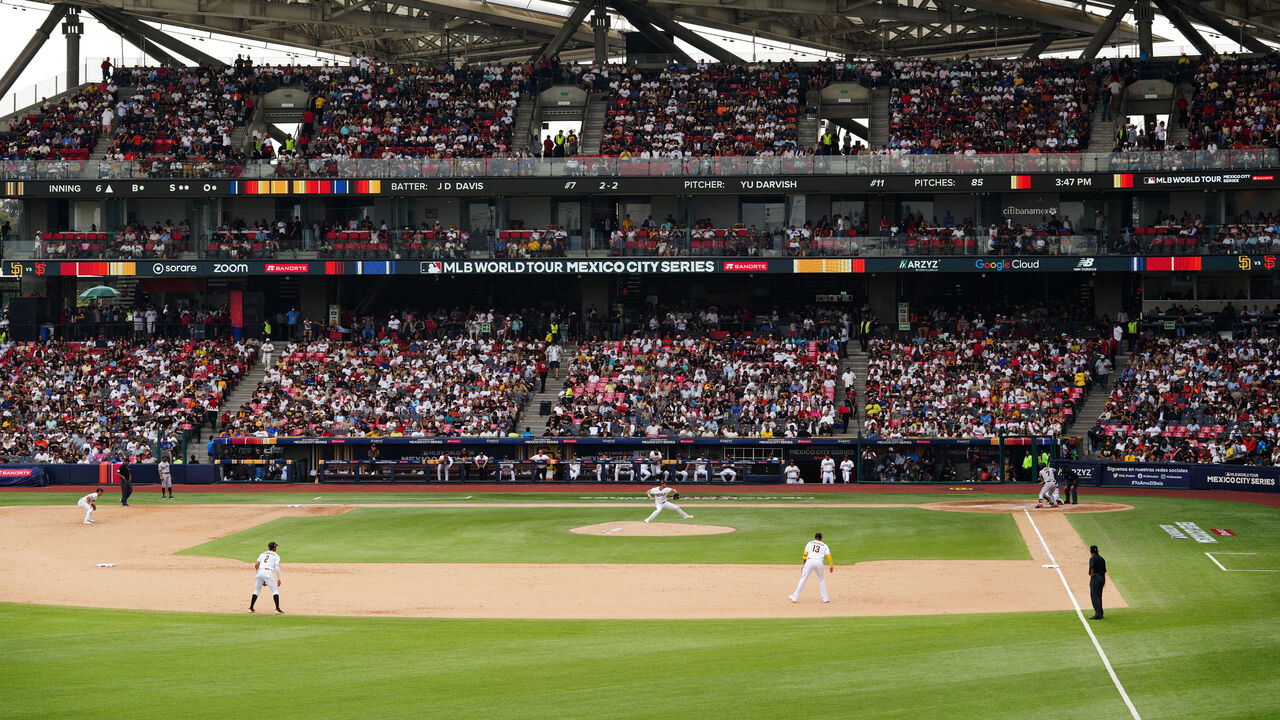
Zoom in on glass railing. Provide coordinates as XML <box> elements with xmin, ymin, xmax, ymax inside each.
<box><xmin>2</xmin><ymin>149</ymin><xmax>1279</xmax><ymax>181</ymax></box>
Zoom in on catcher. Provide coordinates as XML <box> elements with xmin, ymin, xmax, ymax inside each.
<box><xmin>643</xmin><ymin>479</ymin><xmax>693</xmax><ymax>523</ymax></box>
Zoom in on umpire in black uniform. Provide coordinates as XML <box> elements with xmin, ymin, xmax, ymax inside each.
<box><xmin>1088</xmin><ymin>545</ymin><xmax>1107</xmax><ymax>619</ymax></box>
<box><xmin>1061</xmin><ymin>465</ymin><xmax>1079</xmax><ymax>504</ymax></box>
<box><xmin>118</xmin><ymin>460</ymin><xmax>133</xmax><ymax>507</ymax></box>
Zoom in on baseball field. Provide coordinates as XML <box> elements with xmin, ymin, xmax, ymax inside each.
<box><xmin>2</xmin><ymin>486</ymin><xmax>1278</xmax><ymax>719</ymax></box>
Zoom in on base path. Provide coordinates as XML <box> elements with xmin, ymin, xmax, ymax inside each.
<box><xmin>0</xmin><ymin>502</ymin><xmax>1126</xmax><ymax>619</ymax></box>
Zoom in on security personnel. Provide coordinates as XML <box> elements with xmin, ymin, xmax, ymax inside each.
<box><xmin>1088</xmin><ymin>545</ymin><xmax>1107</xmax><ymax>619</ymax></box>
<box><xmin>858</xmin><ymin>317</ymin><xmax>873</xmax><ymax>351</ymax></box>
<box><xmin>1021</xmin><ymin>452</ymin><xmax>1034</xmax><ymax>483</ymax></box>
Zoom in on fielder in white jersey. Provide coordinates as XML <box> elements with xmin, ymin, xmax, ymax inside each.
<box><xmin>820</xmin><ymin>456</ymin><xmax>836</xmax><ymax>484</ymax></box>
<box><xmin>784</xmin><ymin>462</ymin><xmax>802</xmax><ymax>484</ymax></box>
<box><xmin>644</xmin><ymin>480</ymin><xmax>692</xmax><ymax>522</ymax></box>
<box><xmin>1037</xmin><ymin>465</ymin><xmax>1059</xmax><ymax>507</ymax></box>
<box><xmin>158</xmin><ymin>457</ymin><xmax>174</xmax><ymax>498</ymax></box>
<box><xmin>77</xmin><ymin>488</ymin><xmax>103</xmax><ymax>524</ymax></box>
<box><xmin>839</xmin><ymin>457</ymin><xmax>854</xmax><ymax>484</ymax></box>
<box><xmin>790</xmin><ymin>532</ymin><xmax>834</xmax><ymax>603</ymax></box>
<box><xmin>249</xmin><ymin>541</ymin><xmax>284</xmax><ymax>613</ymax></box>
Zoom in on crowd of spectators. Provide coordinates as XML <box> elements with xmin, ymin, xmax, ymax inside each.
<box><xmin>37</xmin><ymin>220</ymin><xmax>191</xmax><ymax>259</ymax></box>
<box><xmin>219</xmin><ymin>336</ymin><xmax>537</xmax><ymax>437</ymax></box>
<box><xmin>883</xmin><ymin>58</ymin><xmax>1099</xmax><ymax>154</ymax></box>
<box><xmin>861</xmin><ymin>304</ymin><xmax>1112</xmax><ymax>438</ymax></box>
<box><xmin>1207</xmin><ymin>211</ymin><xmax>1280</xmax><ymax>254</ymax></box>
<box><xmin>0</xmin><ymin>338</ymin><xmax>254</xmax><ymax>463</ymax></box>
<box><xmin>1186</xmin><ymin>54</ymin><xmax>1280</xmax><ymax>151</ymax></box>
<box><xmin>302</xmin><ymin>57</ymin><xmax>522</xmax><ymax>159</ymax></box>
<box><xmin>0</xmin><ymin>88</ymin><xmax>107</xmax><ymax>161</ymax></box>
<box><xmin>544</xmin><ymin>335</ymin><xmax>842</xmax><ymax>438</ymax></box>
<box><xmin>1092</xmin><ymin>336</ymin><xmax>1280</xmax><ymax>464</ymax></box>
<box><xmin>103</xmin><ymin>66</ymin><xmax>251</xmax><ymax>170</ymax></box>
<box><xmin>598</xmin><ymin>61</ymin><xmax>807</xmax><ymax>157</ymax></box>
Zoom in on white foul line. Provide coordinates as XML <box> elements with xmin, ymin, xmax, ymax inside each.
<box><xmin>1205</xmin><ymin>552</ymin><xmax>1278</xmax><ymax>572</ymax></box>
<box><xmin>1023</xmin><ymin>509</ymin><xmax>1142</xmax><ymax>720</ymax></box>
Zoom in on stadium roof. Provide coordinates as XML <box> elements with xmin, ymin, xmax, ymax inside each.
<box><xmin>16</xmin><ymin>0</ymin><xmax>1280</xmax><ymax>65</ymax></box>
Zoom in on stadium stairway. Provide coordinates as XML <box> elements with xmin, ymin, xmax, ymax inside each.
<box><xmin>1071</xmin><ymin>352</ymin><xmax>1130</xmax><ymax>457</ymax></box>
<box><xmin>1087</xmin><ymin>105</ymin><xmax>1117</xmax><ymax>152</ymax></box>
<box><xmin>512</xmin><ymin>95</ymin><xmax>535</xmax><ymax>153</ymax></box>
<box><xmin>197</xmin><ymin>352</ymin><xmax>277</xmax><ymax>463</ymax></box>
<box><xmin>842</xmin><ymin>343</ymin><xmax>868</xmax><ymax>433</ymax></box>
<box><xmin>579</xmin><ymin>94</ymin><xmax>607</xmax><ymax>155</ymax></box>
<box><xmin>1165</xmin><ymin>82</ymin><xmax>1194</xmax><ymax>147</ymax></box>
<box><xmin>518</xmin><ymin>348</ymin><xmax>576</xmax><ymax>437</ymax></box>
<box><xmin>868</xmin><ymin>88</ymin><xmax>890</xmax><ymax>148</ymax></box>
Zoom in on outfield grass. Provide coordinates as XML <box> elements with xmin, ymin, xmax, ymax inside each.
<box><xmin>178</xmin><ymin>507</ymin><xmax>1030</xmax><ymax>564</ymax></box>
<box><xmin>5</xmin><ymin>492</ymin><xmax>1279</xmax><ymax>719</ymax></box>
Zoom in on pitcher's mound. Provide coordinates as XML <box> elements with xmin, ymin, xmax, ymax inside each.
<box><xmin>570</xmin><ymin>521</ymin><xmax>736</xmax><ymax>536</ymax></box>
<box><xmin>927</xmin><ymin>500</ymin><xmax>1133</xmax><ymax>514</ymax></box>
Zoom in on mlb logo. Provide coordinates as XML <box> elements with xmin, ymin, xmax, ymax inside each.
<box><xmin>421</xmin><ymin>261</ymin><xmax>443</xmax><ymax>274</ymax></box>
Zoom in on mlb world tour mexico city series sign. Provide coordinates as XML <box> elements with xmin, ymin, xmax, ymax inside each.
<box><xmin>2</xmin><ymin>256</ymin><xmax>1272</xmax><ymax>277</ymax></box>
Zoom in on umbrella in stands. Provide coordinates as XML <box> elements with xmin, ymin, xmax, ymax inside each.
<box><xmin>78</xmin><ymin>285</ymin><xmax>121</xmax><ymax>299</ymax></box>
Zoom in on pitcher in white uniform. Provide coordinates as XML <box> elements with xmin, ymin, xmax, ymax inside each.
<box><xmin>644</xmin><ymin>479</ymin><xmax>692</xmax><ymax>522</ymax></box>
<box><xmin>77</xmin><ymin>488</ymin><xmax>103</xmax><ymax>524</ymax></box>
<box><xmin>250</xmin><ymin>541</ymin><xmax>284</xmax><ymax>613</ymax></box>
<box><xmin>820</xmin><ymin>456</ymin><xmax>836</xmax><ymax>484</ymax></box>
<box><xmin>790</xmin><ymin>532</ymin><xmax>834</xmax><ymax>603</ymax></box>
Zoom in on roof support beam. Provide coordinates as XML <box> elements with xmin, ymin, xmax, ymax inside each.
<box><xmin>639</xmin><ymin>3</ymin><xmax>742</xmax><ymax>62</ymax></box>
<box><xmin>527</xmin><ymin>0</ymin><xmax>595</xmax><ymax>63</ymax></box>
<box><xmin>1174</xmin><ymin>0</ymin><xmax>1271</xmax><ymax>53</ymax></box>
<box><xmin>610</xmin><ymin>0</ymin><xmax>695</xmax><ymax>63</ymax></box>
<box><xmin>0</xmin><ymin>4</ymin><xmax>67</xmax><ymax>99</ymax></box>
<box><xmin>1150</xmin><ymin>0</ymin><xmax>1216</xmax><ymax>55</ymax></box>
<box><xmin>88</xmin><ymin>8</ymin><xmax>185</xmax><ymax>67</ymax></box>
<box><xmin>1022</xmin><ymin>30</ymin><xmax>1058</xmax><ymax>57</ymax></box>
<box><xmin>1080</xmin><ymin>0</ymin><xmax>1133</xmax><ymax>59</ymax></box>
<box><xmin>92</xmin><ymin>7</ymin><xmax>228</xmax><ymax>67</ymax></box>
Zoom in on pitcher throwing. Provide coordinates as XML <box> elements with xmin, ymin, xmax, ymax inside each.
<box><xmin>790</xmin><ymin>532</ymin><xmax>834</xmax><ymax>603</ymax></box>
<box><xmin>644</xmin><ymin>479</ymin><xmax>692</xmax><ymax>523</ymax></box>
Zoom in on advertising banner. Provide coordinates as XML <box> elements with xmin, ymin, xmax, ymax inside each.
<box><xmin>1059</xmin><ymin>460</ymin><xmax>1280</xmax><ymax>493</ymax></box>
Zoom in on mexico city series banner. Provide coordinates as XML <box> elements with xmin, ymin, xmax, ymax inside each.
<box><xmin>1059</xmin><ymin>460</ymin><xmax>1280</xmax><ymax>493</ymax></box>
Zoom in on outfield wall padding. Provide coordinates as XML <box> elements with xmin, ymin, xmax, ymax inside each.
<box><xmin>1060</xmin><ymin>460</ymin><xmax>1280</xmax><ymax>494</ymax></box>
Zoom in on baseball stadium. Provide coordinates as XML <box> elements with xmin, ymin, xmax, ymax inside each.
<box><xmin>1</xmin><ymin>0</ymin><xmax>1279</xmax><ymax>718</ymax></box>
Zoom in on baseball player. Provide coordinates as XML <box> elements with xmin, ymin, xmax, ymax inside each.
<box><xmin>596</xmin><ymin>455</ymin><xmax>612</xmax><ymax>482</ymax></box>
<box><xmin>615</xmin><ymin>458</ymin><xmax>636</xmax><ymax>483</ymax></box>
<box><xmin>671</xmin><ymin>459</ymin><xmax>690</xmax><ymax>483</ymax></box>
<box><xmin>820</xmin><ymin>456</ymin><xmax>836</xmax><ymax>484</ymax></box>
<box><xmin>567</xmin><ymin>458</ymin><xmax>582</xmax><ymax>482</ymax></box>
<box><xmin>498</xmin><ymin>457</ymin><xmax>517</xmax><ymax>482</ymax></box>
<box><xmin>473</xmin><ymin>451</ymin><xmax>490</xmax><ymax>481</ymax></box>
<box><xmin>249</xmin><ymin>541</ymin><xmax>284</xmax><ymax>614</ymax></box>
<box><xmin>1036</xmin><ymin>464</ymin><xmax>1059</xmax><ymax>508</ymax></box>
<box><xmin>436</xmin><ymin>452</ymin><xmax>454</xmax><ymax>482</ymax></box>
<box><xmin>644</xmin><ymin>479</ymin><xmax>692</xmax><ymax>522</ymax></box>
<box><xmin>158</xmin><ymin>456</ymin><xmax>174</xmax><ymax>498</ymax></box>
<box><xmin>839</xmin><ymin>456</ymin><xmax>854</xmax><ymax>484</ymax></box>
<box><xmin>77</xmin><ymin>488</ymin><xmax>103</xmax><ymax>524</ymax></box>
<box><xmin>692</xmin><ymin>456</ymin><xmax>709</xmax><ymax>482</ymax></box>
<box><xmin>789</xmin><ymin>532</ymin><xmax>834</xmax><ymax>603</ymax></box>
<box><xmin>531</xmin><ymin>450</ymin><xmax>552</xmax><ymax>481</ymax></box>
<box><xmin>784</xmin><ymin>461</ymin><xmax>802</xmax><ymax>484</ymax></box>
<box><xmin>641</xmin><ymin>449</ymin><xmax>664</xmax><ymax>481</ymax></box>
<box><xmin>718</xmin><ymin>462</ymin><xmax>738</xmax><ymax>482</ymax></box>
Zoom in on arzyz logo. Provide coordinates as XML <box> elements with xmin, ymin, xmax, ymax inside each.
<box><xmin>898</xmin><ymin>260</ymin><xmax>939</xmax><ymax>270</ymax></box>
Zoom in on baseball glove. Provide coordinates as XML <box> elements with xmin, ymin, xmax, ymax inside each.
<box><xmin>671</xmin><ymin>491</ymin><xmax>681</xmax><ymax>499</ymax></box>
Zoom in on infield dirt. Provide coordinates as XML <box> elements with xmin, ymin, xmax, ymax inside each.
<box><xmin>0</xmin><ymin>502</ymin><xmax>1126</xmax><ymax>619</ymax></box>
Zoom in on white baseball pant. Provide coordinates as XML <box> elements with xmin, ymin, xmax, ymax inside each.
<box><xmin>719</xmin><ymin>468</ymin><xmax>737</xmax><ymax>482</ymax></box>
<box><xmin>646</xmin><ymin>500</ymin><xmax>690</xmax><ymax>522</ymax></box>
<box><xmin>792</xmin><ymin>559</ymin><xmax>828</xmax><ymax>602</ymax></box>
<box><xmin>822</xmin><ymin>471</ymin><xmax>835</xmax><ymax>484</ymax></box>
<box><xmin>253</xmin><ymin>571</ymin><xmax>278</xmax><ymax>596</ymax></box>
<box><xmin>1038</xmin><ymin>481</ymin><xmax>1058</xmax><ymax>504</ymax></box>
<box><xmin>78</xmin><ymin>499</ymin><xmax>93</xmax><ymax>523</ymax></box>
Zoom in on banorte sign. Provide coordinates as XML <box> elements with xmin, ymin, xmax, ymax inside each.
<box><xmin>265</xmin><ymin>263</ymin><xmax>310</xmax><ymax>274</ymax></box>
